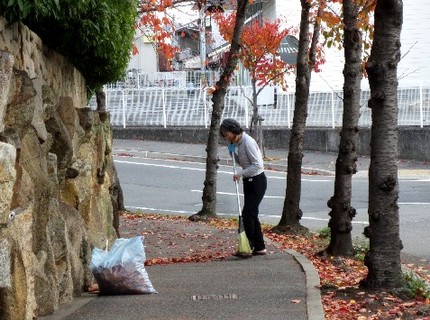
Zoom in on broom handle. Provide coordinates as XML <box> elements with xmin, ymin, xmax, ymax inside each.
<box><xmin>232</xmin><ymin>154</ymin><xmax>242</xmax><ymax>217</ymax></box>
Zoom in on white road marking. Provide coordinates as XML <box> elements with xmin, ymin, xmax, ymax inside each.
<box><xmin>115</xmin><ymin>159</ymin><xmax>206</xmax><ymax>171</ymax></box>
<box><xmin>398</xmin><ymin>202</ymin><xmax>430</xmax><ymax>205</ymax></box>
<box><xmin>190</xmin><ymin>189</ymin><xmax>284</xmax><ymax>199</ymax></box>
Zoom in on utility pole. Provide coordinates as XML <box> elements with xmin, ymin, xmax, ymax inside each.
<box><xmin>199</xmin><ymin>2</ymin><xmax>207</xmax><ymax>87</ymax></box>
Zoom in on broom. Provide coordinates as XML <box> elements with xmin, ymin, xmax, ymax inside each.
<box><xmin>231</xmin><ymin>146</ymin><xmax>253</xmax><ymax>258</ymax></box>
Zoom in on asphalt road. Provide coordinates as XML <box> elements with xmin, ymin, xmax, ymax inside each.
<box><xmin>114</xmin><ymin>156</ymin><xmax>430</xmax><ymax>261</ymax></box>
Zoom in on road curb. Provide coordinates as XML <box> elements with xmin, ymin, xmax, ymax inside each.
<box><xmin>264</xmin><ymin>236</ymin><xmax>325</xmax><ymax>320</ymax></box>
<box><xmin>286</xmin><ymin>249</ymin><xmax>325</xmax><ymax>320</ymax></box>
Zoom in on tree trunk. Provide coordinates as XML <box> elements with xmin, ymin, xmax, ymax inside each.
<box><xmin>249</xmin><ymin>78</ymin><xmax>265</xmax><ymax>157</ymax></box>
<box><xmin>189</xmin><ymin>0</ymin><xmax>249</xmax><ymax>221</ymax></box>
<box><xmin>273</xmin><ymin>1</ymin><xmax>321</xmax><ymax>232</ymax></box>
<box><xmin>361</xmin><ymin>0</ymin><xmax>404</xmax><ymax>289</ymax></box>
<box><xmin>325</xmin><ymin>0</ymin><xmax>362</xmax><ymax>257</ymax></box>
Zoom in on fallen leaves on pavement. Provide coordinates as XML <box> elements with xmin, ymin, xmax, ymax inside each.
<box><xmin>264</xmin><ymin>229</ymin><xmax>430</xmax><ymax>319</ymax></box>
<box><xmin>120</xmin><ymin>212</ymin><xmax>237</xmax><ymax>266</ymax></box>
<box><xmin>119</xmin><ymin>212</ymin><xmax>430</xmax><ymax>319</ymax></box>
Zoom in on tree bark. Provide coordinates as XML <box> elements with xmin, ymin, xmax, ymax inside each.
<box><xmin>325</xmin><ymin>0</ymin><xmax>362</xmax><ymax>256</ymax></box>
<box><xmin>249</xmin><ymin>78</ymin><xmax>265</xmax><ymax>157</ymax></box>
<box><xmin>361</xmin><ymin>0</ymin><xmax>404</xmax><ymax>289</ymax></box>
<box><xmin>189</xmin><ymin>0</ymin><xmax>249</xmax><ymax>221</ymax></box>
<box><xmin>274</xmin><ymin>1</ymin><xmax>321</xmax><ymax>232</ymax></box>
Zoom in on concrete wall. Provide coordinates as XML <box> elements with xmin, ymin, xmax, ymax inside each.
<box><xmin>112</xmin><ymin>127</ymin><xmax>430</xmax><ymax>162</ymax></box>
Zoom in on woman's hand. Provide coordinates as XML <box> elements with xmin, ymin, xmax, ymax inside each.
<box><xmin>233</xmin><ymin>174</ymin><xmax>241</xmax><ymax>182</ymax></box>
<box><xmin>228</xmin><ymin>143</ymin><xmax>235</xmax><ymax>155</ymax></box>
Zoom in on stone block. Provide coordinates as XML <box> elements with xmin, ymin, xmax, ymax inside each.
<box><xmin>0</xmin><ymin>239</ymin><xmax>11</xmax><ymax>288</ymax></box>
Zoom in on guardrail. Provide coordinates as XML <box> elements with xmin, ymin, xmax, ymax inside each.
<box><xmin>90</xmin><ymin>84</ymin><xmax>430</xmax><ymax>128</ymax></box>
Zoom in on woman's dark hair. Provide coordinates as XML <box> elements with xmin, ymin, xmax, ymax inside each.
<box><xmin>220</xmin><ymin>118</ymin><xmax>243</xmax><ymax>137</ymax></box>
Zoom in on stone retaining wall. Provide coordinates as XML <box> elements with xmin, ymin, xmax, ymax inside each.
<box><xmin>0</xmin><ymin>17</ymin><xmax>120</xmax><ymax>319</ymax></box>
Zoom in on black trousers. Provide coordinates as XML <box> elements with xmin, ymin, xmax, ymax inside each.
<box><xmin>242</xmin><ymin>172</ymin><xmax>267</xmax><ymax>251</ymax></box>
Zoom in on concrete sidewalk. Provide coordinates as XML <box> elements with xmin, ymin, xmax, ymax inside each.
<box><xmin>41</xmin><ymin>213</ymin><xmax>324</xmax><ymax>320</ymax></box>
<box><xmin>56</xmin><ymin>254</ymin><xmax>316</xmax><ymax>320</ymax></box>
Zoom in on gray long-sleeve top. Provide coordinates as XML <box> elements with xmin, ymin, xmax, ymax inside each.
<box><xmin>234</xmin><ymin>132</ymin><xmax>264</xmax><ymax>178</ymax></box>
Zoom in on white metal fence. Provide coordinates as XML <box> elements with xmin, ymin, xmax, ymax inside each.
<box><xmin>90</xmin><ymin>71</ymin><xmax>430</xmax><ymax>128</ymax></box>
<box><xmin>114</xmin><ymin>70</ymin><xmax>222</xmax><ymax>90</ymax></box>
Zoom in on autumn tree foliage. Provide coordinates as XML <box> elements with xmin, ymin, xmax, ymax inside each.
<box><xmin>137</xmin><ymin>0</ymin><xmax>187</xmax><ymax>68</ymax></box>
<box><xmin>214</xmin><ymin>12</ymin><xmax>293</xmax><ymax>152</ymax></box>
<box><xmin>320</xmin><ymin>0</ymin><xmax>374</xmax><ymax>55</ymax></box>
<box><xmin>137</xmin><ymin>0</ymin><xmax>234</xmax><ymax>69</ymax></box>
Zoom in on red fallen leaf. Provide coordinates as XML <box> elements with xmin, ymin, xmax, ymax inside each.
<box><xmin>302</xmin><ymin>170</ymin><xmax>318</xmax><ymax>175</ymax></box>
<box><xmin>115</xmin><ymin>152</ymin><xmax>135</xmax><ymax>157</ymax></box>
<box><xmin>338</xmin><ymin>306</ymin><xmax>350</xmax><ymax>313</ymax></box>
<box><xmin>388</xmin><ymin>308</ymin><xmax>401</xmax><ymax>315</ymax></box>
<box><xmin>88</xmin><ymin>283</ymin><xmax>99</xmax><ymax>293</ymax></box>
<box><xmin>145</xmin><ymin>257</ymin><xmax>170</xmax><ymax>266</ymax></box>
<box><xmin>401</xmin><ymin>302</ymin><xmax>416</xmax><ymax>308</ymax></box>
<box><xmin>385</xmin><ymin>296</ymin><xmax>399</xmax><ymax>301</ymax></box>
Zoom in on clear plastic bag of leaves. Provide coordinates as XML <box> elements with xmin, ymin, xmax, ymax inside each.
<box><xmin>90</xmin><ymin>236</ymin><xmax>157</xmax><ymax>295</ymax></box>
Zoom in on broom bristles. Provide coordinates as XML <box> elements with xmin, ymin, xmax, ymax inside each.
<box><xmin>237</xmin><ymin>231</ymin><xmax>252</xmax><ymax>255</ymax></box>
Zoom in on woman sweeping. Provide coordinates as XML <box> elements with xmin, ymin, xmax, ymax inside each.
<box><xmin>220</xmin><ymin>118</ymin><xmax>267</xmax><ymax>255</ymax></box>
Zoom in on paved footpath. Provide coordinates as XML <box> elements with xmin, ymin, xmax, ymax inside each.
<box><xmin>40</xmin><ymin>215</ymin><xmax>324</xmax><ymax>320</ymax></box>
<box><xmin>39</xmin><ymin>139</ymin><xmax>429</xmax><ymax>320</ymax></box>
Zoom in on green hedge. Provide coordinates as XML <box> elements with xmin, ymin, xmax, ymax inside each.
<box><xmin>1</xmin><ymin>0</ymin><xmax>138</xmax><ymax>91</ymax></box>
